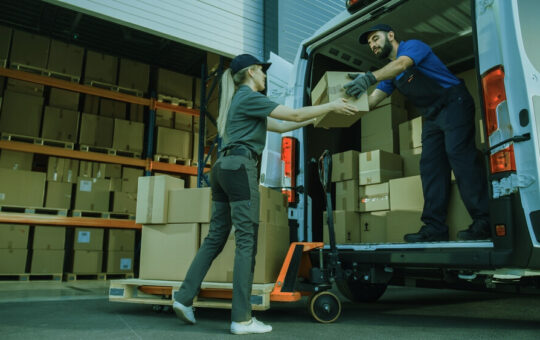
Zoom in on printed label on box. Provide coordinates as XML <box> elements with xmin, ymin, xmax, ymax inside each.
<box><xmin>80</xmin><ymin>180</ymin><xmax>92</xmax><ymax>192</ymax></box>
<box><xmin>77</xmin><ymin>231</ymin><xmax>90</xmax><ymax>243</ymax></box>
<box><xmin>120</xmin><ymin>258</ymin><xmax>132</xmax><ymax>270</ymax></box>
<box><xmin>0</xmin><ymin>193</ymin><xmax>4</xmax><ymax>200</ymax></box>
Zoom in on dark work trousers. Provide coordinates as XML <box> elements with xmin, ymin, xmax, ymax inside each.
<box><xmin>175</xmin><ymin>154</ymin><xmax>260</xmax><ymax>323</ymax></box>
<box><xmin>420</xmin><ymin>88</ymin><xmax>490</xmax><ymax>234</ymax></box>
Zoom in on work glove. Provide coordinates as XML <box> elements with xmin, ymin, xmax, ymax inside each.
<box><xmin>343</xmin><ymin>71</ymin><xmax>377</xmax><ymax>98</ymax></box>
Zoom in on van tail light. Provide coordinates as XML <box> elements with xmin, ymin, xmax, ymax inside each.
<box><xmin>489</xmin><ymin>144</ymin><xmax>516</xmax><ymax>173</ymax></box>
<box><xmin>481</xmin><ymin>66</ymin><xmax>506</xmax><ymax>136</ymax></box>
<box><xmin>281</xmin><ymin>137</ymin><xmax>297</xmax><ymax>203</ymax></box>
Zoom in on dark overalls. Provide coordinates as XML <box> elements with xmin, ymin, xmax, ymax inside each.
<box><xmin>394</xmin><ymin>67</ymin><xmax>490</xmax><ymax>236</ymax></box>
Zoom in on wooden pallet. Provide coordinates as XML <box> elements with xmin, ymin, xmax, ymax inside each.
<box><xmin>157</xmin><ymin>94</ymin><xmax>193</xmax><ymax>108</ymax></box>
<box><xmin>65</xmin><ymin>273</ymin><xmax>107</xmax><ymax>281</ymax></box>
<box><xmin>83</xmin><ymin>80</ymin><xmax>144</xmax><ymax>97</ymax></box>
<box><xmin>9</xmin><ymin>62</ymin><xmax>80</xmax><ymax>83</ymax></box>
<box><xmin>78</xmin><ymin>145</ymin><xmax>141</xmax><ymax>158</ymax></box>
<box><xmin>0</xmin><ymin>205</ymin><xmax>68</xmax><ymax>216</ymax></box>
<box><xmin>109</xmin><ymin>279</ymin><xmax>275</xmax><ymax>311</ymax></box>
<box><xmin>0</xmin><ymin>273</ymin><xmax>63</xmax><ymax>282</ymax></box>
<box><xmin>153</xmin><ymin>154</ymin><xmax>191</xmax><ymax>166</ymax></box>
<box><xmin>71</xmin><ymin>210</ymin><xmax>135</xmax><ymax>220</ymax></box>
<box><xmin>1</xmin><ymin>132</ymin><xmax>75</xmax><ymax>150</ymax></box>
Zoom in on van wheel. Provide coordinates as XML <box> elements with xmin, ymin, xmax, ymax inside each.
<box><xmin>336</xmin><ymin>279</ymin><xmax>387</xmax><ymax>303</ymax></box>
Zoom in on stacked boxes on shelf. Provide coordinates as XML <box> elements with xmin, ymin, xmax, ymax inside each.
<box><xmin>0</xmin><ymin>224</ymin><xmax>29</xmax><ymax>274</ymax></box>
<box><xmin>106</xmin><ymin>229</ymin><xmax>135</xmax><ymax>275</ymax></box>
<box><xmin>46</xmin><ymin>157</ymin><xmax>78</xmax><ymax>210</ymax></box>
<box><xmin>31</xmin><ymin>226</ymin><xmax>66</xmax><ymax>274</ymax></box>
<box><xmin>71</xmin><ymin>227</ymin><xmax>104</xmax><ymax>274</ymax></box>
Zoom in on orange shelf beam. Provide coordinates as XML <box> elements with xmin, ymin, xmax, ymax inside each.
<box><xmin>0</xmin><ymin>212</ymin><xmax>141</xmax><ymax>229</ymax></box>
<box><xmin>153</xmin><ymin>99</ymin><xmax>200</xmax><ymax>116</ymax></box>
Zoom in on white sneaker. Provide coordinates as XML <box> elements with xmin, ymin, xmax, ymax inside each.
<box><xmin>172</xmin><ymin>301</ymin><xmax>196</xmax><ymax>325</ymax></box>
<box><xmin>230</xmin><ymin>317</ymin><xmax>272</xmax><ymax>335</ymax></box>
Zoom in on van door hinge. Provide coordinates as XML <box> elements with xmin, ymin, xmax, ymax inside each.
<box><xmin>492</xmin><ymin>173</ymin><xmax>535</xmax><ymax>198</ymax></box>
<box><xmin>477</xmin><ymin>0</ymin><xmax>494</xmax><ymax>14</ymax></box>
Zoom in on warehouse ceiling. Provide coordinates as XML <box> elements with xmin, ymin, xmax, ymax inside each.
<box><xmin>0</xmin><ymin>0</ymin><xmax>207</xmax><ymax>78</ymax></box>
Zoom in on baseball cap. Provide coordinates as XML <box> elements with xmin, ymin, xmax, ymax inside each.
<box><xmin>358</xmin><ymin>24</ymin><xmax>394</xmax><ymax>44</ymax></box>
<box><xmin>230</xmin><ymin>54</ymin><xmax>271</xmax><ymax>74</ymax></box>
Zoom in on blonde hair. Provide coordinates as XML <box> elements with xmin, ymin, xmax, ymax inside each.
<box><xmin>217</xmin><ymin>65</ymin><xmax>256</xmax><ymax>137</ymax></box>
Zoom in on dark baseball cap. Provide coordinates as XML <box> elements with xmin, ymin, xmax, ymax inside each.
<box><xmin>230</xmin><ymin>54</ymin><xmax>271</xmax><ymax>74</ymax></box>
<box><xmin>359</xmin><ymin>24</ymin><xmax>394</xmax><ymax>44</ymax></box>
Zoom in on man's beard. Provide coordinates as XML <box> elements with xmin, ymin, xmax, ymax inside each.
<box><xmin>377</xmin><ymin>37</ymin><xmax>393</xmax><ymax>60</ymax></box>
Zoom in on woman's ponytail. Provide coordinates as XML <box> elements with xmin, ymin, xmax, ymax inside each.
<box><xmin>217</xmin><ymin>68</ymin><xmax>235</xmax><ymax>137</ymax></box>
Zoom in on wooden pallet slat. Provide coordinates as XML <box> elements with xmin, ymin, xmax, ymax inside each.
<box><xmin>65</xmin><ymin>273</ymin><xmax>107</xmax><ymax>281</ymax></box>
<box><xmin>0</xmin><ymin>273</ymin><xmax>63</xmax><ymax>282</ymax></box>
<box><xmin>0</xmin><ymin>205</ymin><xmax>68</xmax><ymax>216</ymax></box>
<box><xmin>1</xmin><ymin>132</ymin><xmax>74</xmax><ymax>150</ymax></box>
<box><xmin>157</xmin><ymin>94</ymin><xmax>193</xmax><ymax>109</ymax></box>
<box><xmin>84</xmin><ymin>80</ymin><xmax>144</xmax><ymax>97</ymax></box>
<box><xmin>153</xmin><ymin>154</ymin><xmax>191</xmax><ymax>166</ymax></box>
<box><xmin>9</xmin><ymin>62</ymin><xmax>80</xmax><ymax>83</ymax></box>
<box><xmin>72</xmin><ymin>210</ymin><xmax>110</xmax><ymax>219</ymax></box>
<box><xmin>79</xmin><ymin>145</ymin><xmax>141</xmax><ymax>159</ymax></box>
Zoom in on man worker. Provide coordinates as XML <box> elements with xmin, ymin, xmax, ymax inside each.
<box><xmin>344</xmin><ymin>24</ymin><xmax>490</xmax><ymax>242</ymax></box>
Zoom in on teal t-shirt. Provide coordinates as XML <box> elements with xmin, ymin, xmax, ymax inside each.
<box><xmin>221</xmin><ymin>85</ymin><xmax>279</xmax><ymax>155</ymax></box>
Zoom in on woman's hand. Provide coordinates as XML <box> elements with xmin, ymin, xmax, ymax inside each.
<box><xmin>330</xmin><ymin>98</ymin><xmax>359</xmax><ymax>115</ymax></box>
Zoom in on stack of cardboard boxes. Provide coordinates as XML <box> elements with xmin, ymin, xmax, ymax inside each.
<box><xmin>46</xmin><ymin>157</ymin><xmax>78</xmax><ymax>210</ymax></box>
<box><xmin>71</xmin><ymin>227</ymin><xmax>104</xmax><ymax>274</ymax></box>
<box><xmin>0</xmin><ymin>152</ymin><xmax>46</xmax><ymax>208</ymax></box>
<box><xmin>105</xmin><ymin>229</ymin><xmax>135</xmax><ymax>275</ymax></box>
<box><xmin>0</xmin><ymin>224</ymin><xmax>29</xmax><ymax>274</ymax></box>
<box><xmin>31</xmin><ymin>226</ymin><xmax>66</xmax><ymax>274</ymax></box>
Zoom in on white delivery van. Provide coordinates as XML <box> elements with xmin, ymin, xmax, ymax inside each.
<box><xmin>266</xmin><ymin>0</ymin><xmax>540</xmax><ymax>301</ymax></box>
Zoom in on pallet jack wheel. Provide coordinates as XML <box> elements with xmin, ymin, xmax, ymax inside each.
<box><xmin>152</xmin><ymin>305</ymin><xmax>163</xmax><ymax>313</ymax></box>
<box><xmin>308</xmin><ymin>291</ymin><xmax>342</xmax><ymax>323</ymax></box>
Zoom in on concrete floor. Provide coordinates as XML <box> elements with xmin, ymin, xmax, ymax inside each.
<box><xmin>1</xmin><ymin>280</ymin><xmax>540</xmax><ymax>339</ymax></box>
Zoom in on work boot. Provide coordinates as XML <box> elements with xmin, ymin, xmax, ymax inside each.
<box><xmin>231</xmin><ymin>317</ymin><xmax>272</xmax><ymax>335</ymax></box>
<box><xmin>173</xmin><ymin>301</ymin><xmax>196</xmax><ymax>325</ymax></box>
<box><xmin>457</xmin><ymin>220</ymin><xmax>491</xmax><ymax>240</ymax></box>
<box><xmin>404</xmin><ymin>225</ymin><xmax>449</xmax><ymax>243</ymax></box>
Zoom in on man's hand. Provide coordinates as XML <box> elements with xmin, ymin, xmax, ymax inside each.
<box><xmin>343</xmin><ymin>71</ymin><xmax>377</xmax><ymax>98</ymax></box>
<box><xmin>329</xmin><ymin>98</ymin><xmax>359</xmax><ymax>116</ymax></box>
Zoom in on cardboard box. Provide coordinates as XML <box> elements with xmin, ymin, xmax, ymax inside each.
<box><xmin>72</xmin><ymin>250</ymin><xmax>103</xmax><ymax>274</ymax></box>
<box><xmin>399</xmin><ymin>117</ymin><xmax>423</xmax><ymax>151</ymax></box>
<box><xmin>106</xmin><ymin>251</ymin><xmax>134</xmax><ymax>273</ymax></box>
<box><xmin>30</xmin><ymin>249</ymin><xmax>64</xmax><ymax>274</ymax></box>
<box><xmin>10</xmin><ymin>30</ymin><xmax>50</xmax><ymax>68</ymax></box>
<box><xmin>47</xmin><ymin>40</ymin><xmax>84</xmax><ymax>77</ymax></box>
<box><xmin>0</xmin><ymin>150</ymin><xmax>33</xmax><ymax>171</ymax></box>
<box><xmin>386</xmin><ymin>211</ymin><xmax>423</xmax><ymax>243</ymax></box>
<box><xmin>0</xmin><ymin>224</ymin><xmax>29</xmax><ymax>249</ymax></box>
<box><xmin>331</xmin><ymin>150</ymin><xmax>359</xmax><ymax>182</ymax></box>
<box><xmin>359</xmin><ymin>150</ymin><xmax>402</xmax><ymax>185</ymax></box>
<box><xmin>136</xmin><ymin>175</ymin><xmax>185</xmax><ymax>224</ymax></box>
<box><xmin>168</xmin><ymin>187</ymin><xmax>212</xmax><ymax>223</ymax></box>
<box><xmin>361</xmin><ymin>104</ymin><xmax>408</xmax><ymax>138</ymax></box>
<box><xmin>0</xmin><ymin>249</ymin><xmax>28</xmax><ymax>274</ymax></box>
<box><xmin>129</xmin><ymin>104</ymin><xmax>145</xmax><ymax>123</ymax></box>
<box><xmin>0</xmin><ymin>25</ymin><xmax>12</xmax><ymax>62</ymax></box>
<box><xmin>335</xmin><ymin>179</ymin><xmax>359</xmax><ymax>211</ymax></box>
<box><xmin>108</xmin><ymin>229</ymin><xmax>135</xmax><ymax>252</ymax></box>
<box><xmin>112</xmin><ymin>191</ymin><xmax>137</xmax><ymax>214</ymax></box>
<box><xmin>41</xmin><ymin>106</ymin><xmax>79</xmax><ymax>142</ymax></box>
<box><xmin>73</xmin><ymin>227</ymin><xmax>104</xmax><ymax>251</ymax></box>
<box><xmin>110</xmin><ymin>178</ymin><xmax>123</xmax><ymax>192</ymax></box>
<box><xmin>0</xmin><ymin>90</ymin><xmax>44</xmax><ymax>137</ymax></box>
<box><xmin>79</xmin><ymin>161</ymin><xmax>93</xmax><ymax>179</ymax></box>
<box><xmin>84</xmin><ymin>50</ymin><xmax>118</xmax><ymax>84</ymax></box>
<box><xmin>360</xmin><ymin>211</ymin><xmax>388</xmax><ymax>243</ymax></box>
<box><xmin>93</xmin><ymin>163</ymin><xmax>122</xmax><ymax>179</ymax></box>
<box><xmin>74</xmin><ymin>178</ymin><xmax>110</xmax><ymax>212</ymax></box>
<box><xmin>6</xmin><ymin>79</ymin><xmax>44</xmax><ymax>96</ymax></box>
<box><xmin>361</xmin><ymin>129</ymin><xmax>399</xmax><ymax>154</ymax></box>
<box><xmin>174</xmin><ymin>114</ymin><xmax>193</xmax><ymax>132</ymax></box>
<box><xmin>359</xmin><ymin>182</ymin><xmax>389</xmax><ymax>212</ymax></box>
<box><xmin>156</xmin><ymin>126</ymin><xmax>192</xmax><ymax>159</ymax></box>
<box><xmin>33</xmin><ymin>226</ymin><xmax>65</xmax><ymax>250</ymax></box>
<box><xmin>401</xmin><ymin>147</ymin><xmax>422</xmax><ymax>177</ymax></box>
<box><xmin>118</xmin><ymin>58</ymin><xmax>150</xmax><ymax>92</ymax></box>
<box><xmin>139</xmin><ymin>223</ymin><xmax>199</xmax><ymax>281</ymax></box>
<box><xmin>79</xmin><ymin>113</ymin><xmax>114</xmax><ymax>148</ymax></box>
<box><xmin>373</xmin><ymin>89</ymin><xmax>406</xmax><ymax>108</ymax></box>
<box><xmin>157</xmin><ymin>68</ymin><xmax>193</xmax><ymax>99</ymax></box>
<box><xmin>49</xmin><ymin>88</ymin><xmax>80</xmax><ymax>111</ymax></box>
<box><xmin>0</xmin><ymin>169</ymin><xmax>46</xmax><ymax>207</ymax></box>
<box><xmin>45</xmin><ymin>181</ymin><xmax>72</xmax><ymax>209</ymax></box>
<box><xmin>447</xmin><ymin>183</ymin><xmax>473</xmax><ymax>241</ymax></box>
<box><xmin>83</xmin><ymin>95</ymin><xmax>100</xmax><ymax>115</ymax></box>
<box><xmin>47</xmin><ymin>157</ymin><xmax>79</xmax><ymax>183</ymax></box>
<box><xmin>122</xmin><ymin>167</ymin><xmax>143</xmax><ymax>193</ymax></box>
<box><xmin>99</xmin><ymin>99</ymin><xmax>126</xmax><ymax>119</ymax></box>
<box><xmin>112</xmin><ymin>119</ymin><xmax>144</xmax><ymax>153</ymax></box>
<box><xmin>389</xmin><ymin>176</ymin><xmax>424</xmax><ymax>212</ymax></box>
<box><xmin>155</xmin><ymin>109</ymin><xmax>175</xmax><ymax>128</ymax></box>
<box><xmin>323</xmin><ymin>210</ymin><xmax>361</xmax><ymax>244</ymax></box>
<box><xmin>259</xmin><ymin>185</ymin><xmax>288</xmax><ymax>225</ymax></box>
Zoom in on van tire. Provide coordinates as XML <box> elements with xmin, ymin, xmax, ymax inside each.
<box><xmin>336</xmin><ymin>279</ymin><xmax>387</xmax><ymax>303</ymax></box>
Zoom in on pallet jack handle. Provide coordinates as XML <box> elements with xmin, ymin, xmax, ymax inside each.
<box><xmin>318</xmin><ymin>150</ymin><xmax>338</xmax><ymax>256</ymax></box>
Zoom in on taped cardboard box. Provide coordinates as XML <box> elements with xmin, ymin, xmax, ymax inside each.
<box><xmin>84</xmin><ymin>50</ymin><xmax>118</xmax><ymax>84</ymax></box>
<box><xmin>361</xmin><ymin>104</ymin><xmax>407</xmax><ymax>138</ymax></box>
<box><xmin>6</xmin><ymin>79</ymin><xmax>44</xmax><ymax>96</ymax></box>
<box><xmin>99</xmin><ymin>99</ymin><xmax>126</xmax><ymax>119</ymax></box>
<box><xmin>10</xmin><ymin>29</ymin><xmax>50</xmax><ymax>68</ymax></box>
<box><xmin>359</xmin><ymin>211</ymin><xmax>388</xmax><ymax>243</ymax></box>
<box><xmin>0</xmin><ymin>150</ymin><xmax>33</xmax><ymax>171</ymax></box>
<box><xmin>386</xmin><ymin>210</ymin><xmax>422</xmax><ymax>243</ymax></box>
<box><xmin>79</xmin><ymin>113</ymin><xmax>114</xmax><ymax>148</ymax></box>
<box><xmin>33</xmin><ymin>226</ymin><xmax>65</xmax><ymax>250</ymax></box>
<box><xmin>359</xmin><ymin>182</ymin><xmax>389</xmax><ymax>212</ymax></box>
<box><xmin>0</xmin><ymin>224</ymin><xmax>29</xmax><ymax>249</ymax></box>
<box><xmin>311</xmin><ymin>71</ymin><xmax>369</xmax><ymax>128</ymax></box>
<box><xmin>139</xmin><ymin>223</ymin><xmax>199</xmax><ymax>281</ymax></box>
<box><xmin>0</xmin><ymin>90</ymin><xmax>44</xmax><ymax>137</ymax></box>
<box><xmin>112</xmin><ymin>119</ymin><xmax>144</xmax><ymax>153</ymax></box>
<box><xmin>399</xmin><ymin>117</ymin><xmax>423</xmax><ymax>151</ymax></box>
<box><xmin>156</xmin><ymin>126</ymin><xmax>192</xmax><ymax>159</ymax></box>
<box><xmin>360</xmin><ymin>129</ymin><xmax>399</xmax><ymax>154</ymax></box>
<box><xmin>106</xmin><ymin>251</ymin><xmax>134</xmax><ymax>273</ymax></box>
<box><xmin>359</xmin><ymin>150</ymin><xmax>402</xmax><ymax>185</ymax></box>
<box><xmin>401</xmin><ymin>147</ymin><xmax>422</xmax><ymax>177</ymax></box>
<box><xmin>323</xmin><ymin>210</ymin><xmax>361</xmax><ymax>244</ymax></box>
<box><xmin>47</xmin><ymin>39</ymin><xmax>84</xmax><ymax>77</ymax></box>
<box><xmin>168</xmin><ymin>187</ymin><xmax>212</xmax><ymax>223</ymax></box>
<box><xmin>389</xmin><ymin>175</ymin><xmax>423</xmax><ymax>212</ymax></box>
<box><xmin>74</xmin><ymin>178</ymin><xmax>110</xmax><ymax>212</ymax></box>
<box><xmin>41</xmin><ymin>106</ymin><xmax>79</xmax><ymax>143</ymax></box>
<box><xmin>73</xmin><ymin>227</ymin><xmax>104</xmax><ymax>251</ymax></box>
<box><xmin>0</xmin><ymin>169</ymin><xmax>46</xmax><ymax>207</ymax></box>
<box><xmin>331</xmin><ymin>150</ymin><xmax>359</xmax><ymax>182</ymax></box>
<box><xmin>47</xmin><ymin>157</ymin><xmax>79</xmax><ymax>183</ymax></box>
<box><xmin>112</xmin><ymin>191</ymin><xmax>137</xmax><ymax>214</ymax></box>
<box><xmin>259</xmin><ymin>185</ymin><xmax>288</xmax><ymax>225</ymax></box>
<box><xmin>0</xmin><ymin>25</ymin><xmax>12</xmax><ymax>62</ymax></box>
<box><xmin>136</xmin><ymin>175</ymin><xmax>185</xmax><ymax>224</ymax></box>
<box><xmin>45</xmin><ymin>181</ymin><xmax>72</xmax><ymax>209</ymax></box>
<box><xmin>157</xmin><ymin>68</ymin><xmax>194</xmax><ymax>99</ymax></box>
<box><xmin>335</xmin><ymin>179</ymin><xmax>359</xmax><ymax>211</ymax></box>
<box><xmin>122</xmin><ymin>167</ymin><xmax>144</xmax><ymax>193</ymax></box>
<box><xmin>49</xmin><ymin>88</ymin><xmax>80</xmax><ymax>111</ymax></box>
<box><xmin>0</xmin><ymin>249</ymin><xmax>28</xmax><ymax>274</ymax></box>
<box><xmin>72</xmin><ymin>250</ymin><xmax>103</xmax><ymax>274</ymax></box>
<box><xmin>118</xmin><ymin>58</ymin><xmax>150</xmax><ymax>92</ymax></box>
<box><xmin>30</xmin><ymin>250</ymin><xmax>64</xmax><ymax>274</ymax></box>
<box><xmin>107</xmin><ymin>229</ymin><xmax>135</xmax><ymax>252</ymax></box>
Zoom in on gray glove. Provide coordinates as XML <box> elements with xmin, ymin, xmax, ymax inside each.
<box><xmin>343</xmin><ymin>71</ymin><xmax>377</xmax><ymax>98</ymax></box>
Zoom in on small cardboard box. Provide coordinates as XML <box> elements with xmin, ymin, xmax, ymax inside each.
<box><xmin>323</xmin><ymin>210</ymin><xmax>361</xmax><ymax>244</ymax></box>
<box><xmin>156</xmin><ymin>68</ymin><xmax>194</xmax><ymax>99</ymax></box>
<box><xmin>79</xmin><ymin>113</ymin><xmax>114</xmax><ymax>148</ymax></box>
<box><xmin>0</xmin><ymin>169</ymin><xmax>46</xmax><ymax>207</ymax></box>
<box><xmin>112</xmin><ymin>119</ymin><xmax>144</xmax><ymax>153</ymax></box>
<box><xmin>359</xmin><ymin>211</ymin><xmax>388</xmax><ymax>243</ymax></box>
<box><xmin>49</xmin><ymin>88</ymin><xmax>80</xmax><ymax>111</ymax></box>
<box><xmin>168</xmin><ymin>188</ymin><xmax>212</xmax><ymax>223</ymax></box>
<box><xmin>399</xmin><ymin>117</ymin><xmax>423</xmax><ymax>151</ymax></box>
<box><xmin>401</xmin><ymin>147</ymin><xmax>422</xmax><ymax>177</ymax></box>
<box><xmin>72</xmin><ymin>250</ymin><xmax>103</xmax><ymax>274</ymax></box>
<box><xmin>99</xmin><ymin>99</ymin><xmax>126</xmax><ymax>119</ymax></box>
<box><xmin>47</xmin><ymin>39</ymin><xmax>84</xmax><ymax>77</ymax></box>
<box><xmin>386</xmin><ymin>211</ymin><xmax>423</xmax><ymax>243</ymax></box>
<box><xmin>331</xmin><ymin>150</ymin><xmax>359</xmax><ymax>182</ymax></box>
<box><xmin>259</xmin><ymin>185</ymin><xmax>288</xmax><ymax>225</ymax></box>
<box><xmin>45</xmin><ymin>181</ymin><xmax>72</xmax><ymax>209</ymax></box>
<box><xmin>0</xmin><ymin>150</ymin><xmax>33</xmax><ymax>171</ymax></box>
<box><xmin>0</xmin><ymin>90</ymin><xmax>44</xmax><ymax>137</ymax></box>
<box><xmin>31</xmin><ymin>249</ymin><xmax>64</xmax><ymax>274</ymax></box>
<box><xmin>79</xmin><ymin>161</ymin><xmax>93</xmax><ymax>179</ymax></box>
<box><xmin>156</xmin><ymin>126</ymin><xmax>192</xmax><ymax>159</ymax></box>
<box><xmin>106</xmin><ymin>251</ymin><xmax>134</xmax><ymax>273</ymax></box>
<box><xmin>0</xmin><ymin>224</ymin><xmax>29</xmax><ymax>249</ymax></box>
<box><xmin>10</xmin><ymin>29</ymin><xmax>50</xmax><ymax>68</ymax></box>
<box><xmin>122</xmin><ymin>167</ymin><xmax>144</xmax><ymax>193</ymax></box>
<box><xmin>74</xmin><ymin>178</ymin><xmax>110</xmax><ymax>212</ymax></box>
<box><xmin>112</xmin><ymin>191</ymin><xmax>137</xmax><ymax>214</ymax></box>
<box><xmin>0</xmin><ymin>249</ymin><xmax>28</xmax><ymax>274</ymax></box>
<box><xmin>361</xmin><ymin>104</ymin><xmax>408</xmax><ymax>138</ymax></box>
<box><xmin>389</xmin><ymin>176</ymin><xmax>423</xmax><ymax>212</ymax></box>
<box><xmin>361</xmin><ymin>129</ymin><xmax>399</xmax><ymax>154</ymax></box>
<box><xmin>33</xmin><ymin>226</ymin><xmax>66</xmax><ymax>250</ymax></box>
<box><xmin>84</xmin><ymin>50</ymin><xmax>118</xmax><ymax>84</ymax></box>
<box><xmin>107</xmin><ymin>229</ymin><xmax>135</xmax><ymax>252</ymax></box>
<box><xmin>359</xmin><ymin>182</ymin><xmax>389</xmax><ymax>212</ymax></box>
<box><xmin>359</xmin><ymin>150</ymin><xmax>402</xmax><ymax>185</ymax></box>
<box><xmin>311</xmin><ymin>71</ymin><xmax>369</xmax><ymax>128</ymax></box>
<box><xmin>73</xmin><ymin>228</ymin><xmax>104</xmax><ymax>251</ymax></box>
<box><xmin>335</xmin><ymin>179</ymin><xmax>359</xmax><ymax>211</ymax></box>
<box><xmin>41</xmin><ymin>106</ymin><xmax>79</xmax><ymax>143</ymax></box>
<box><xmin>136</xmin><ymin>175</ymin><xmax>185</xmax><ymax>224</ymax></box>
<box><xmin>118</xmin><ymin>58</ymin><xmax>150</xmax><ymax>92</ymax></box>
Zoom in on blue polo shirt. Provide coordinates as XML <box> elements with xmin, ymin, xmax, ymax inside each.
<box><xmin>377</xmin><ymin>39</ymin><xmax>460</xmax><ymax>95</ymax></box>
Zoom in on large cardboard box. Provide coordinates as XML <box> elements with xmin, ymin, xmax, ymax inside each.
<box><xmin>84</xmin><ymin>50</ymin><xmax>118</xmax><ymax>84</ymax></box>
<box><xmin>47</xmin><ymin>40</ymin><xmax>84</xmax><ymax>77</ymax></box>
<box><xmin>168</xmin><ymin>187</ymin><xmax>212</xmax><ymax>223</ymax></box>
<box><xmin>93</xmin><ymin>163</ymin><xmax>122</xmax><ymax>179</ymax></box>
<box><xmin>33</xmin><ymin>226</ymin><xmax>65</xmax><ymax>250</ymax></box>
<box><xmin>83</xmin><ymin>95</ymin><xmax>100</xmax><ymax>115</ymax></box>
<box><xmin>122</xmin><ymin>167</ymin><xmax>143</xmax><ymax>193</ymax></box>
<box><xmin>45</xmin><ymin>181</ymin><xmax>72</xmax><ymax>209</ymax></box>
<box><xmin>74</xmin><ymin>178</ymin><xmax>110</xmax><ymax>212</ymax></box>
<box><xmin>139</xmin><ymin>223</ymin><xmax>199</xmax><ymax>281</ymax></box>
<box><xmin>0</xmin><ymin>25</ymin><xmax>12</xmax><ymax>62</ymax></box>
<box><xmin>323</xmin><ymin>210</ymin><xmax>361</xmax><ymax>244</ymax></box>
<box><xmin>136</xmin><ymin>175</ymin><xmax>185</xmax><ymax>224</ymax></box>
<box><xmin>259</xmin><ymin>185</ymin><xmax>288</xmax><ymax>225</ymax></box>
<box><xmin>6</xmin><ymin>79</ymin><xmax>44</xmax><ymax>96</ymax></box>
<box><xmin>47</xmin><ymin>157</ymin><xmax>79</xmax><ymax>183</ymax></box>
<box><xmin>129</xmin><ymin>104</ymin><xmax>145</xmax><ymax>123</ymax></box>
<box><xmin>447</xmin><ymin>183</ymin><xmax>473</xmax><ymax>241</ymax></box>
<box><xmin>359</xmin><ymin>211</ymin><xmax>388</xmax><ymax>243</ymax></box>
<box><xmin>108</xmin><ymin>229</ymin><xmax>135</xmax><ymax>252</ymax></box>
<box><xmin>41</xmin><ymin>106</ymin><xmax>79</xmax><ymax>142</ymax></box>
<box><xmin>0</xmin><ymin>150</ymin><xmax>33</xmax><ymax>171</ymax></box>
<box><xmin>155</xmin><ymin>109</ymin><xmax>175</xmax><ymax>128</ymax></box>
<box><xmin>389</xmin><ymin>176</ymin><xmax>424</xmax><ymax>212</ymax></box>
<box><xmin>386</xmin><ymin>211</ymin><xmax>422</xmax><ymax>243</ymax></box>
<box><xmin>30</xmin><ymin>250</ymin><xmax>64</xmax><ymax>274</ymax></box>
<box><xmin>156</xmin><ymin>126</ymin><xmax>192</xmax><ymax>159</ymax></box>
<box><xmin>361</xmin><ymin>104</ymin><xmax>408</xmax><ymax>138</ymax></box>
<box><xmin>361</xmin><ymin>129</ymin><xmax>398</xmax><ymax>154</ymax></box>
<box><xmin>49</xmin><ymin>88</ymin><xmax>80</xmax><ymax>111</ymax></box>
<box><xmin>0</xmin><ymin>249</ymin><xmax>28</xmax><ymax>274</ymax></box>
<box><xmin>0</xmin><ymin>169</ymin><xmax>46</xmax><ymax>207</ymax></box>
<box><xmin>335</xmin><ymin>179</ymin><xmax>359</xmax><ymax>211</ymax></box>
<box><xmin>79</xmin><ymin>113</ymin><xmax>114</xmax><ymax>148</ymax></box>
<box><xmin>10</xmin><ymin>30</ymin><xmax>50</xmax><ymax>68</ymax></box>
<box><xmin>331</xmin><ymin>150</ymin><xmax>359</xmax><ymax>182</ymax></box>
<box><xmin>401</xmin><ymin>147</ymin><xmax>422</xmax><ymax>177</ymax></box>
<box><xmin>99</xmin><ymin>99</ymin><xmax>126</xmax><ymax>119</ymax></box>
<box><xmin>0</xmin><ymin>90</ymin><xmax>44</xmax><ymax>137</ymax></box>
<box><xmin>112</xmin><ymin>119</ymin><xmax>144</xmax><ymax>153</ymax></box>
<box><xmin>359</xmin><ymin>182</ymin><xmax>389</xmax><ymax>212</ymax></box>
<box><xmin>174</xmin><ymin>114</ymin><xmax>194</xmax><ymax>132</ymax></box>
<box><xmin>0</xmin><ymin>224</ymin><xmax>29</xmax><ymax>249</ymax></box>
<box><xmin>72</xmin><ymin>250</ymin><xmax>103</xmax><ymax>274</ymax></box>
<box><xmin>157</xmin><ymin>68</ymin><xmax>193</xmax><ymax>99</ymax></box>
<box><xmin>311</xmin><ymin>71</ymin><xmax>369</xmax><ymax>128</ymax></box>
<box><xmin>73</xmin><ymin>227</ymin><xmax>104</xmax><ymax>251</ymax></box>
<box><xmin>112</xmin><ymin>191</ymin><xmax>137</xmax><ymax>214</ymax></box>
<box><xmin>359</xmin><ymin>150</ymin><xmax>402</xmax><ymax>185</ymax></box>
<box><xmin>399</xmin><ymin>117</ymin><xmax>423</xmax><ymax>151</ymax></box>
<box><xmin>118</xmin><ymin>58</ymin><xmax>150</xmax><ymax>92</ymax></box>
<box><xmin>106</xmin><ymin>251</ymin><xmax>134</xmax><ymax>273</ymax></box>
